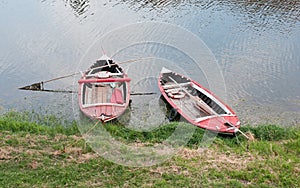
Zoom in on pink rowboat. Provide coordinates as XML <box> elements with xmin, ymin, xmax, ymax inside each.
<box><xmin>158</xmin><ymin>67</ymin><xmax>241</xmax><ymax>134</ymax></box>
<box><xmin>78</xmin><ymin>55</ymin><xmax>131</xmax><ymax>122</ymax></box>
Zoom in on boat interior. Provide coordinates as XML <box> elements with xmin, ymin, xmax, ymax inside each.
<box><xmin>161</xmin><ymin>71</ymin><xmax>227</xmax><ymax>120</ymax></box>
<box><xmin>82</xmin><ymin>82</ymin><xmax>127</xmax><ymax>107</ymax></box>
<box><xmin>88</xmin><ymin>59</ymin><xmax>123</xmax><ymax>75</ymax></box>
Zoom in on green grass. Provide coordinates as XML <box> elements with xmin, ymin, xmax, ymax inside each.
<box><xmin>0</xmin><ymin>111</ymin><xmax>299</xmax><ymax>187</ymax></box>
<box><xmin>0</xmin><ymin>110</ymin><xmax>79</xmax><ymax>135</ymax></box>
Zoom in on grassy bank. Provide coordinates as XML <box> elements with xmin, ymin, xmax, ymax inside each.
<box><xmin>0</xmin><ymin>111</ymin><xmax>299</xmax><ymax>187</ymax></box>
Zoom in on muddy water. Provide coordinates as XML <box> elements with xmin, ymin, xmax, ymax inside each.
<box><xmin>0</xmin><ymin>0</ymin><xmax>299</xmax><ymax>126</ymax></box>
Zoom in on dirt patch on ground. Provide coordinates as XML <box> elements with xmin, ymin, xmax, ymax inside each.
<box><xmin>150</xmin><ymin>162</ymin><xmax>190</xmax><ymax>176</ymax></box>
<box><xmin>0</xmin><ymin>147</ymin><xmax>14</xmax><ymax>160</ymax></box>
<box><xmin>0</xmin><ymin>133</ymin><xmax>98</xmax><ymax>164</ymax></box>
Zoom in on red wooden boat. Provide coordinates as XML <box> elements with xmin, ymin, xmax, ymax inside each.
<box><xmin>158</xmin><ymin>67</ymin><xmax>241</xmax><ymax>134</ymax></box>
<box><xmin>78</xmin><ymin>55</ymin><xmax>131</xmax><ymax>122</ymax></box>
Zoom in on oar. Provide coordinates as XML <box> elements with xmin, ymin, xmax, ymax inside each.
<box><xmin>168</xmin><ymin>76</ymin><xmax>249</xmax><ymax>140</ymax></box>
<box><xmin>19</xmin><ymin>57</ymin><xmax>146</xmax><ymax>92</ymax></box>
<box><xmin>18</xmin><ymin>71</ymin><xmax>80</xmax><ymax>92</ymax></box>
<box><xmin>18</xmin><ymin>87</ymin><xmax>156</xmax><ymax>95</ymax></box>
<box><xmin>18</xmin><ymin>87</ymin><xmax>75</xmax><ymax>93</ymax></box>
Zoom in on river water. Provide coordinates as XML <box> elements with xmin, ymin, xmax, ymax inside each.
<box><xmin>0</xmin><ymin>0</ymin><xmax>299</xmax><ymax>126</ymax></box>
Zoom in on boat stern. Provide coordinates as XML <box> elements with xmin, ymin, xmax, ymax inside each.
<box><xmin>96</xmin><ymin>113</ymin><xmax>116</xmax><ymax>122</ymax></box>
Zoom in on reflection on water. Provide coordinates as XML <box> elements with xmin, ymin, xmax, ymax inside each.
<box><xmin>117</xmin><ymin>0</ymin><xmax>181</xmax><ymax>9</ymax></box>
<box><xmin>64</xmin><ymin>0</ymin><xmax>90</xmax><ymax>15</ymax></box>
<box><xmin>226</xmin><ymin>0</ymin><xmax>300</xmax><ymax>31</ymax></box>
<box><xmin>115</xmin><ymin>0</ymin><xmax>299</xmax><ymax>31</ymax></box>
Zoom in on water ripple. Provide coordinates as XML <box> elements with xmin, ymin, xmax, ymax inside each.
<box><xmin>111</xmin><ymin>0</ymin><xmax>300</xmax><ymax>32</ymax></box>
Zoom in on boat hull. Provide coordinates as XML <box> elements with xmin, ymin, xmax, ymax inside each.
<box><xmin>158</xmin><ymin>68</ymin><xmax>240</xmax><ymax>134</ymax></box>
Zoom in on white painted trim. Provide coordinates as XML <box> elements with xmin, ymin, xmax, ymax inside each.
<box><xmin>82</xmin><ymin>103</ymin><xmax>125</xmax><ymax>108</ymax></box>
<box><xmin>162</xmin><ymin>82</ymin><xmax>191</xmax><ymax>89</ymax></box>
<box><xmin>194</xmin><ymin>114</ymin><xmax>235</xmax><ymax>123</ymax></box>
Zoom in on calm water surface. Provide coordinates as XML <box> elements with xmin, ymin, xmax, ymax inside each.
<box><xmin>0</xmin><ymin>0</ymin><xmax>299</xmax><ymax>126</ymax></box>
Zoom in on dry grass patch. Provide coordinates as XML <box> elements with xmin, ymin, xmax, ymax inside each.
<box><xmin>1</xmin><ymin>132</ymin><xmax>98</xmax><ymax>164</ymax></box>
<box><xmin>150</xmin><ymin>163</ymin><xmax>190</xmax><ymax>176</ymax></box>
<box><xmin>178</xmin><ymin>147</ymin><xmax>263</xmax><ymax>172</ymax></box>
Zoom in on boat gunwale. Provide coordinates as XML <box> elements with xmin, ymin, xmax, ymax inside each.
<box><xmin>82</xmin><ymin>103</ymin><xmax>126</xmax><ymax>108</ymax></box>
<box><xmin>78</xmin><ymin>77</ymin><xmax>131</xmax><ymax>83</ymax></box>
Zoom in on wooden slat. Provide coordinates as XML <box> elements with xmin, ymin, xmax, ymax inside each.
<box><xmin>162</xmin><ymin>82</ymin><xmax>190</xmax><ymax>89</ymax></box>
<box><xmin>92</xmin><ymin>85</ymin><xmax>108</xmax><ymax>103</ymax></box>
